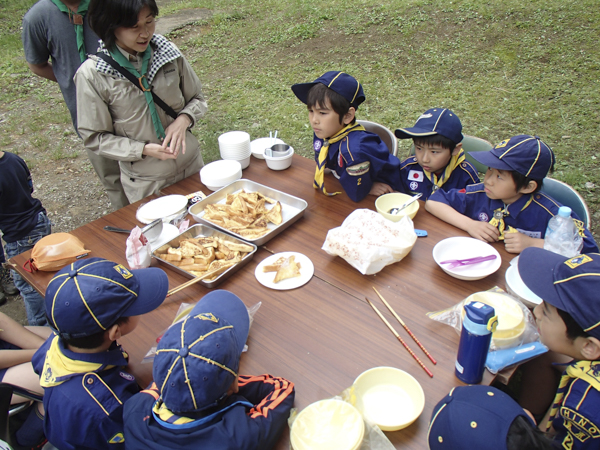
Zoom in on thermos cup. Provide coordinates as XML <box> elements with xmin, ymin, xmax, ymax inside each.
<box><xmin>455</xmin><ymin>301</ymin><xmax>498</xmax><ymax>384</ymax></box>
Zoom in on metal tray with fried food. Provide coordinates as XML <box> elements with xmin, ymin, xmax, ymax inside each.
<box><xmin>152</xmin><ymin>224</ymin><xmax>257</xmax><ymax>288</ymax></box>
<box><xmin>187</xmin><ymin>179</ymin><xmax>308</xmax><ymax>246</ymax></box>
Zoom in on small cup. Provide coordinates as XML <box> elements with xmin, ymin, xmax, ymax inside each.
<box><xmin>265</xmin><ymin>143</ymin><xmax>292</xmax><ymax>158</ymax></box>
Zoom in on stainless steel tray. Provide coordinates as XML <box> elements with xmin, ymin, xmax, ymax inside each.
<box><xmin>188</xmin><ymin>179</ymin><xmax>308</xmax><ymax>246</ymax></box>
<box><xmin>153</xmin><ymin>224</ymin><xmax>257</xmax><ymax>288</ymax></box>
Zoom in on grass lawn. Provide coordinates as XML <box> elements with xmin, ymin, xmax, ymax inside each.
<box><xmin>0</xmin><ymin>0</ymin><xmax>598</xmax><ymax>236</ymax></box>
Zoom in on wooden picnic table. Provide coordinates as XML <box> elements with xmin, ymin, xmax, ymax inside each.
<box><xmin>10</xmin><ymin>154</ymin><xmax>515</xmax><ymax>449</ymax></box>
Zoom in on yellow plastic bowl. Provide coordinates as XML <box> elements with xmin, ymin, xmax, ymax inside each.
<box><xmin>351</xmin><ymin>367</ymin><xmax>425</xmax><ymax>431</ymax></box>
<box><xmin>375</xmin><ymin>193</ymin><xmax>420</xmax><ymax>222</ymax></box>
<box><xmin>290</xmin><ymin>399</ymin><xmax>364</xmax><ymax>450</ymax></box>
<box><xmin>463</xmin><ymin>292</ymin><xmax>526</xmax><ymax>349</ymax></box>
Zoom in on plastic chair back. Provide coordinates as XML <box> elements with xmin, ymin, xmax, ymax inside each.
<box><xmin>357</xmin><ymin>120</ymin><xmax>398</xmax><ymax>157</ymax></box>
<box><xmin>540</xmin><ymin>177</ymin><xmax>591</xmax><ymax>229</ymax></box>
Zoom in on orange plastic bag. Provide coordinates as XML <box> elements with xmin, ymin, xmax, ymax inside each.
<box><xmin>24</xmin><ymin>233</ymin><xmax>90</xmax><ymax>272</ymax></box>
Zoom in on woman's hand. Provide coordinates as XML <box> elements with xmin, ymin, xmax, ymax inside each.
<box><xmin>142</xmin><ymin>143</ymin><xmax>178</xmax><ymax>160</ymax></box>
<box><xmin>162</xmin><ymin>114</ymin><xmax>191</xmax><ymax>156</ymax></box>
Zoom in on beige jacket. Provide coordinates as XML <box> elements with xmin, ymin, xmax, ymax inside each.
<box><xmin>75</xmin><ymin>35</ymin><xmax>207</xmax><ymax>201</ymax></box>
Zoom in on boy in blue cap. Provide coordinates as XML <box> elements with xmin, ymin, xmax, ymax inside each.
<box><xmin>124</xmin><ymin>290</ymin><xmax>295</xmax><ymax>449</ymax></box>
<box><xmin>517</xmin><ymin>248</ymin><xmax>600</xmax><ymax>449</ymax></box>
<box><xmin>394</xmin><ymin>108</ymin><xmax>480</xmax><ymax>199</ymax></box>
<box><xmin>32</xmin><ymin>257</ymin><xmax>169</xmax><ymax>450</ymax></box>
<box><xmin>426</xmin><ymin>134</ymin><xmax>598</xmax><ymax>254</ymax></box>
<box><xmin>291</xmin><ymin>71</ymin><xmax>401</xmax><ymax>202</ymax></box>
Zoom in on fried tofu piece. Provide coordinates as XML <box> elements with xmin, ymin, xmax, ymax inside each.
<box><xmin>273</xmin><ymin>256</ymin><xmax>301</xmax><ymax>283</ymax></box>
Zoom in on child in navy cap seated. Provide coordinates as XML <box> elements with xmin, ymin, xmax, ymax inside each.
<box><xmin>517</xmin><ymin>248</ymin><xmax>600</xmax><ymax>449</ymax></box>
<box><xmin>291</xmin><ymin>71</ymin><xmax>401</xmax><ymax>202</ymax></box>
<box><xmin>32</xmin><ymin>257</ymin><xmax>168</xmax><ymax>450</ymax></box>
<box><xmin>428</xmin><ymin>385</ymin><xmax>554</xmax><ymax>449</ymax></box>
<box><xmin>394</xmin><ymin>108</ymin><xmax>480</xmax><ymax>199</ymax></box>
<box><xmin>426</xmin><ymin>134</ymin><xmax>598</xmax><ymax>254</ymax></box>
<box><xmin>124</xmin><ymin>290</ymin><xmax>295</xmax><ymax>449</ymax></box>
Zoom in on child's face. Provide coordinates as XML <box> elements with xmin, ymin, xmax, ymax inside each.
<box><xmin>119</xmin><ymin>315</ymin><xmax>140</xmax><ymax>337</ymax></box>
<box><xmin>308</xmin><ymin>99</ymin><xmax>347</xmax><ymax>140</ymax></box>
<box><xmin>533</xmin><ymin>301</ymin><xmax>574</xmax><ymax>355</ymax></box>
<box><xmin>483</xmin><ymin>168</ymin><xmax>523</xmax><ymax>204</ymax></box>
<box><xmin>414</xmin><ymin>142</ymin><xmax>454</xmax><ymax>174</ymax></box>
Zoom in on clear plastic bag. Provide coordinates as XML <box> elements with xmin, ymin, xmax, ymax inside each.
<box><xmin>142</xmin><ymin>300</ymin><xmax>261</xmax><ymax>363</ymax></box>
<box><xmin>126</xmin><ymin>226</ymin><xmax>152</xmax><ymax>269</ymax></box>
<box><xmin>427</xmin><ymin>286</ymin><xmax>547</xmax><ymax>374</ymax></box>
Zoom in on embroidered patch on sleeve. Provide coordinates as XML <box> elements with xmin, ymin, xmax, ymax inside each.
<box><xmin>408</xmin><ymin>170</ymin><xmax>424</xmax><ymax>182</ymax></box>
<box><xmin>346</xmin><ymin>161</ymin><xmax>370</xmax><ymax>176</ymax></box>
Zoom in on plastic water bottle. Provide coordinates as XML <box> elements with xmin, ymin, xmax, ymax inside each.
<box><xmin>455</xmin><ymin>302</ymin><xmax>498</xmax><ymax>384</ymax></box>
<box><xmin>543</xmin><ymin>206</ymin><xmax>583</xmax><ymax>257</ymax></box>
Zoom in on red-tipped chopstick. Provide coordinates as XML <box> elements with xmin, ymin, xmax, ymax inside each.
<box><xmin>373</xmin><ymin>287</ymin><xmax>437</xmax><ymax>365</ymax></box>
<box><xmin>366</xmin><ymin>297</ymin><xmax>433</xmax><ymax>378</ymax></box>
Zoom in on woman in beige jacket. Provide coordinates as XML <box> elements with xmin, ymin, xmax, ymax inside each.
<box><xmin>75</xmin><ymin>0</ymin><xmax>207</xmax><ymax>203</ymax></box>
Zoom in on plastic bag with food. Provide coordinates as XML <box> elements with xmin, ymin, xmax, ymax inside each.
<box><xmin>322</xmin><ymin>209</ymin><xmax>417</xmax><ymax>275</ymax></box>
<box><xmin>126</xmin><ymin>226</ymin><xmax>152</xmax><ymax>269</ymax></box>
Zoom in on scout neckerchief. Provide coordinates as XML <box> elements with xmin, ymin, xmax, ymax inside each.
<box><xmin>109</xmin><ymin>46</ymin><xmax>166</xmax><ymax>141</ymax></box>
<box><xmin>39</xmin><ymin>335</ymin><xmax>127</xmax><ymax>387</ymax></box>
<box><xmin>488</xmin><ymin>195</ymin><xmax>533</xmax><ymax>240</ymax></box>
<box><xmin>50</xmin><ymin>0</ymin><xmax>90</xmax><ymax>63</ymax></box>
<box><xmin>545</xmin><ymin>360</ymin><xmax>600</xmax><ymax>432</ymax></box>
<box><xmin>423</xmin><ymin>149</ymin><xmax>466</xmax><ymax>193</ymax></box>
<box><xmin>313</xmin><ymin>123</ymin><xmax>366</xmax><ymax>196</ymax></box>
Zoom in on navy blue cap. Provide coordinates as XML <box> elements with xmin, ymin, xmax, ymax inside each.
<box><xmin>394</xmin><ymin>108</ymin><xmax>463</xmax><ymax>144</ymax></box>
<box><xmin>470</xmin><ymin>135</ymin><xmax>555</xmax><ymax>179</ymax></box>
<box><xmin>518</xmin><ymin>248</ymin><xmax>600</xmax><ymax>340</ymax></box>
<box><xmin>291</xmin><ymin>71</ymin><xmax>365</xmax><ymax>108</ymax></box>
<box><xmin>46</xmin><ymin>257</ymin><xmax>168</xmax><ymax>339</ymax></box>
<box><xmin>428</xmin><ymin>385</ymin><xmax>534</xmax><ymax>449</ymax></box>
<box><xmin>153</xmin><ymin>290</ymin><xmax>250</xmax><ymax>413</ymax></box>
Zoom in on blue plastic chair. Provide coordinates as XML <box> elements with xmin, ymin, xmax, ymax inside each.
<box><xmin>540</xmin><ymin>177</ymin><xmax>591</xmax><ymax>229</ymax></box>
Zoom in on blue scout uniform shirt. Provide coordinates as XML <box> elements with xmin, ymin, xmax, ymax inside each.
<box><xmin>429</xmin><ymin>183</ymin><xmax>599</xmax><ymax>253</ymax></box>
<box><xmin>398</xmin><ymin>154</ymin><xmax>480</xmax><ymax>200</ymax></box>
<box><xmin>314</xmin><ymin>130</ymin><xmax>401</xmax><ymax>202</ymax></box>
<box><xmin>552</xmin><ymin>361</ymin><xmax>600</xmax><ymax>449</ymax></box>
<box><xmin>32</xmin><ymin>335</ymin><xmax>140</xmax><ymax>450</ymax></box>
<box><xmin>124</xmin><ymin>374</ymin><xmax>295</xmax><ymax>450</ymax></box>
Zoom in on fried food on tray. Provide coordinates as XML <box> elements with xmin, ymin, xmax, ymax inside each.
<box><xmin>155</xmin><ymin>236</ymin><xmax>252</xmax><ymax>281</ymax></box>
<box><xmin>202</xmin><ymin>190</ymin><xmax>283</xmax><ymax>238</ymax></box>
<box><xmin>263</xmin><ymin>255</ymin><xmax>302</xmax><ymax>283</ymax></box>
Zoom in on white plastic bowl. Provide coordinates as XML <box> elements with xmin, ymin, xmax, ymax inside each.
<box><xmin>433</xmin><ymin>237</ymin><xmax>502</xmax><ymax>281</ymax></box>
<box><xmin>199</xmin><ymin>160</ymin><xmax>242</xmax><ymax>190</ymax></box>
<box><xmin>264</xmin><ymin>146</ymin><xmax>294</xmax><ymax>170</ymax></box>
<box><xmin>251</xmin><ymin>137</ymin><xmax>284</xmax><ymax>159</ymax></box>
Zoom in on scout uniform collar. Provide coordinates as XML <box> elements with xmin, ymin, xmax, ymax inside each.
<box><xmin>423</xmin><ymin>148</ymin><xmax>466</xmax><ymax>192</ymax></box>
<box><xmin>487</xmin><ymin>194</ymin><xmax>533</xmax><ymax>239</ymax></box>
<box><xmin>50</xmin><ymin>0</ymin><xmax>90</xmax><ymax>63</ymax></box>
<box><xmin>313</xmin><ymin>122</ymin><xmax>365</xmax><ymax>196</ymax></box>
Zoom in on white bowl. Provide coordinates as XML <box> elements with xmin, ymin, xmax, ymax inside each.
<box><xmin>200</xmin><ymin>160</ymin><xmax>242</xmax><ymax>189</ymax></box>
<box><xmin>505</xmin><ymin>264</ymin><xmax>542</xmax><ymax>308</ymax></box>
<box><xmin>352</xmin><ymin>367</ymin><xmax>425</xmax><ymax>431</ymax></box>
<box><xmin>264</xmin><ymin>146</ymin><xmax>294</xmax><ymax>170</ymax></box>
<box><xmin>218</xmin><ymin>130</ymin><xmax>250</xmax><ymax>145</ymax></box>
<box><xmin>251</xmin><ymin>137</ymin><xmax>284</xmax><ymax>159</ymax></box>
<box><xmin>432</xmin><ymin>237</ymin><xmax>501</xmax><ymax>281</ymax></box>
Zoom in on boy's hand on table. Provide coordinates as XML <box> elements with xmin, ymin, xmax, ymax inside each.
<box><xmin>504</xmin><ymin>232</ymin><xmax>544</xmax><ymax>254</ymax></box>
<box><xmin>370</xmin><ymin>182</ymin><xmax>394</xmax><ymax>196</ymax></box>
<box><xmin>467</xmin><ymin>220</ymin><xmax>500</xmax><ymax>242</ymax></box>
<box><xmin>143</xmin><ymin>143</ymin><xmax>178</xmax><ymax>160</ymax></box>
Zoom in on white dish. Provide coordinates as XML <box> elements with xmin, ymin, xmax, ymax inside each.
<box><xmin>218</xmin><ymin>131</ymin><xmax>251</xmax><ymax>145</ymax></box>
<box><xmin>264</xmin><ymin>147</ymin><xmax>294</xmax><ymax>170</ymax></box>
<box><xmin>200</xmin><ymin>160</ymin><xmax>242</xmax><ymax>187</ymax></box>
<box><xmin>149</xmin><ymin>224</ymin><xmax>180</xmax><ymax>251</ymax></box>
<box><xmin>136</xmin><ymin>195</ymin><xmax>188</xmax><ymax>224</ymax></box>
<box><xmin>505</xmin><ymin>264</ymin><xmax>543</xmax><ymax>308</ymax></box>
<box><xmin>255</xmin><ymin>252</ymin><xmax>314</xmax><ymax>290</ymax></box>
<box><xmin>251</xmin><ymin>137</ymin><xmax>285</xmax><ymax>159</ymax></box>
<box><xmin>432</xmin><ymin>237</ymin><xmax>501</xmax><ymax>281</ymax></box>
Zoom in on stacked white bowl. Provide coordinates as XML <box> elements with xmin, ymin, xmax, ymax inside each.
<box><xmin>200</xmin><ymin>160</ymin><xmax>243</xmax><ymax>191</ymax></box>
<box><xmin>218</xmin><ymin>131</ymin><xmax>251</xmax><ymax>169</ymax></box>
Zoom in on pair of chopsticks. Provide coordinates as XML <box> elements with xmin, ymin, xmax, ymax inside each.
<box><xmin>166</xmin><ymin>266</ymin><xmax>226</xmax><ymax>297</ymax></box>
<box><xmin>367</xmin><ymin>287</ymin><xmax>436</xmax><ymax>378</ymax></box>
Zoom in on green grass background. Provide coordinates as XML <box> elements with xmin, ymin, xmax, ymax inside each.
<box><xmin>0</xmin><ymin>0</ymin><xmax>598</xmax><ymax>232</ymax></box>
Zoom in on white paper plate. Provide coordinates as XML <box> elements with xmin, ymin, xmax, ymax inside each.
<box><xmin>255</xmin><ymin>252</ymin><xmax>314</xmax><ymax>290</ymax></box>
<box><xmin>505</xmin><ymin>264</ymin><xmax>543</xmax><ymax>307</ymax></box>
<box><xmin>149</xmin><ymin>224</ymin><xmax>180</xmax><ymax>251</ymax></box>
<box><xmin>432</xmin><ymin>237</ymin><xmax>501</xmax><ymax>281</ymax></box>
<box><xmin>251</xmin><ymin>137</ymin><xmax>284</xmax><ymax>159</ymax></box>
<box><xmin>136</xmin><ymin>195</ymin><xmax>188</xmax><ymax>224</ymax></box>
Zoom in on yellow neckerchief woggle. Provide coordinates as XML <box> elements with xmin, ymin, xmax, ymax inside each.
<box><xmin>313</xmin><ymin>123</ymin><xmax>366</xmax><ymax>196</ymax></box>
<box><xmin>488</xmin><ymin>195</ymin><xmax>533</xmax><ymax>239</ymax></box>
<box><xmin>424</xmin><ymin>149</ymin><xmax>465</xmax><ymax>193</ymax></box>
<box><xmin>545</xmin><ymin>360</ymin><xmax>600</xmax><ymax>432</ymax></box>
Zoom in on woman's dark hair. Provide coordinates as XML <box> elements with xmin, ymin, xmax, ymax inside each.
<box><xmin>63</xmin><ymin>317</ymin><xmax>130</xmax><ymax>349</ymax></box>
<box><xmin>506</xmin><ymin>415</ymin><xmax>555</xmax><ymax>449</ymax></box>
<box><xmin>413</xmin><ymin>134</ymin><xmax>457</xmax><ymax>153</ymax></box>
<box><xmin>306</xmin><ymin>83</ymin><xmax>354</xmax><ymax>125</ymax></box>
<box><xmin>510</xmin><ymin>171</ymin><xmax>544</xmax><ymax>194</ymax></box>
<box><xmin>556</xmin><ymin>308</ymin><xmax>589</xmax><ymax>341</ymax></box>
<box><xmin>88</xmin><ymin>0</ymin><xmax>159</xmax><ymax>50</ymax></box>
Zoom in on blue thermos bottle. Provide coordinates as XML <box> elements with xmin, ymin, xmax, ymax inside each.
<box><xmin>455</xmin><ymin>301</ymin><xmax>498</xmax><ymax>384</ymax></box>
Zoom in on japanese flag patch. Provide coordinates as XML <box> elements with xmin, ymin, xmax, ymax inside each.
<box><xmin>408</xmin><ymin>170</ymin><xmax>424</xmax><ymax>182</ymax></box>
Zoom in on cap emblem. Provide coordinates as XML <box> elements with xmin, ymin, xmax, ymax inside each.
<box><xmin>196</xmin><ymin>312</ymin><xmax>218</xmax><ymax>323</ymax></box>
<box><xmin>113</xmin><ymin>264</ymin><xmax>133</xmax><ymax>279</ymax></box>
<box><xmin>495</xmin><ymin>139</ymin><xmax>509</xmax><ymax>149</ymax></box>
<box><xmin>565</xmin><ymin>254</ymin><xmax>593</xmax><ymax>269</ymax></box>
<box><xmin>416</xmin><ymin>113</ymin><xmax>433</xmax><ymax>121</ymax></box>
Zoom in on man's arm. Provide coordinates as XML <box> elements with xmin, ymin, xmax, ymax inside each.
<box><xmin>27</xmin><ymin>62</ymin><xmax>57</xmax><ymax>82</ymax></box>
